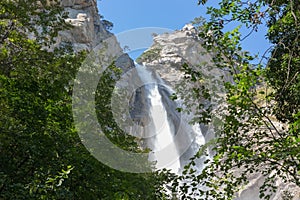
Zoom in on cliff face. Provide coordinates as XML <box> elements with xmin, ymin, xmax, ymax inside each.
<box><xmin>136</xmin><ymin>24</ymin><xmax>203</xmax><ymax>87</ymax></box>
<box><xmin>136</xmin><ymin>24</ymin><xmax>227</xmax><ymax>88</ymax></box>
<box><xmin>59</xmin><ymin>0</ymin><xmax>111</xmax><ymax>50</ymax></box>
<box><xmin>59</xmin><ymin>0</ymin><xmax>134</xmax><ymax>73</ymax></box>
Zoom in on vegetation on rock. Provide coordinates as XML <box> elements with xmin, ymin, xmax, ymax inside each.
<box><xmin>136</xmin><ymin>47</ymin><xmax>162</xmax><ymax>64</ymax></box>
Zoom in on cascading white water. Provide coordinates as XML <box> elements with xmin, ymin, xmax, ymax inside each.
<box><xmin>136</xmin><ymin>64</ymin><xmax>181</xmax><ymax>173</ymax></box>
<box><xmin>147</xmin><ymin>84</ymin><xmax>181</xmax><ymax>173</ymax></box>
<box><xmin>136</xmin><ymin>64</ymin><xmax>204</xmax><ymax>174</ymax></box>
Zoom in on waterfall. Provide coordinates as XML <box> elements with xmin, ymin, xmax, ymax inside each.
<box><xmin>133</xmin><ymin>63</ymin><xmax>205</xmax><ymax>174</ymax></box>
<box><xmin>147</xmin><ymin>84</ymin><xmax>181</xmax><ymax>173</ymax></box>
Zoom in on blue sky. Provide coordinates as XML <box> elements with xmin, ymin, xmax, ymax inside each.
<box><xmin>98</xmin><ymin>0</ymin><xmax>204</xmax><ymax>32</ymax></box>
<box><xmin>97</xmin><ymin>0</ymin><xmax>271</xmax><ymax>61</ymax></box>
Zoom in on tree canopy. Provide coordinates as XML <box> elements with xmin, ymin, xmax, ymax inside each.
<box><xmin>0</xmin><ymin>0</ymin><xmax>169</xmax><ymax>199</ymax></box>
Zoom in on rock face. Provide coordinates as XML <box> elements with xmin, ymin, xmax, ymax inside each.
<box><xmin>136</xmin><ymin>24</ymin><xmax>205</xmax><ymax>87</ymax></box>
<box><xmin>136</xmin><ymin>24</ymin><xmax>230</xmax><ymax>88</ymax></box>
<box><xmin>59</xmin><ymin>0</ymin><xmax>111</xmax><ymax>51</ymax></box>
<box><xmin>235</xmin><ymin>173</ymin><xmax>300</xmax><ymax>200</ymax></box>
<box><xmin>59</xmin><ymin>0</ymin><xmax>134</xmax><ymax>73</ymax></box>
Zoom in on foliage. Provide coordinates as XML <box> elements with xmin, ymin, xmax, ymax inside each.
<box><xmin>172</xmin><ymin>0</ymin><xmax>300</xmax><ymax>199</ymax></box>
<box><xmin>136</xmin><ymin>47</ymin><xmax>162</xmax><ymax>64</ymax></box>
<box><xmin>0</xmin><ymin>1</ymin><xmax>81</xmax><ymax>198</ymax></box>
<box><xmin>95</xmin><ymin>63</ymin><xmax>140</xmax><ymax>151</ymax></box>
<box><xmin>102</xmin><ymin>19</ymin><xmax>114</xmax><ymax>31</ymax></box>
<box><xmin>0</xmin><ymin>0</ymin><xmax>169</xmax><ymax>199</ymax></box>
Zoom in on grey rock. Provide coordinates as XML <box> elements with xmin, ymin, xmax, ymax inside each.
<box><xmin>59</xmin><ymin>0</ymin><xmax>114</xmax><ymax>51</ymax></box>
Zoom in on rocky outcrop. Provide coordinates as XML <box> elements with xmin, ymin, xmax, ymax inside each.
<box><xmin>235</xmin><ymin>173</ymin><xmax>300</xmax><ymax>200</ymax></box>
<box><xmin>59</xmin><ymin>0</ymin><xmax>134</xmax><ymax>73</ymax></box>
<box><xmin>58</xmin><ymin>0</ymin><xmax>115</xmax><ymax>52</ymax></box>
<box><xmin>136</xmin><ymin>24</ymin><xmax>226</xmax><ymax>88</ymax></box>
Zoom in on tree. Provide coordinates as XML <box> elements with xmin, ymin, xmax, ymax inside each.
<box><xmin>172</xmin><ymin>0</ymin><xmax>300</xmax><ymax>199</ymax></box>
<box><xmin>0</xmin><ymin>0</ymin><xmax>170</xmax><ymax>199</ymax></box>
